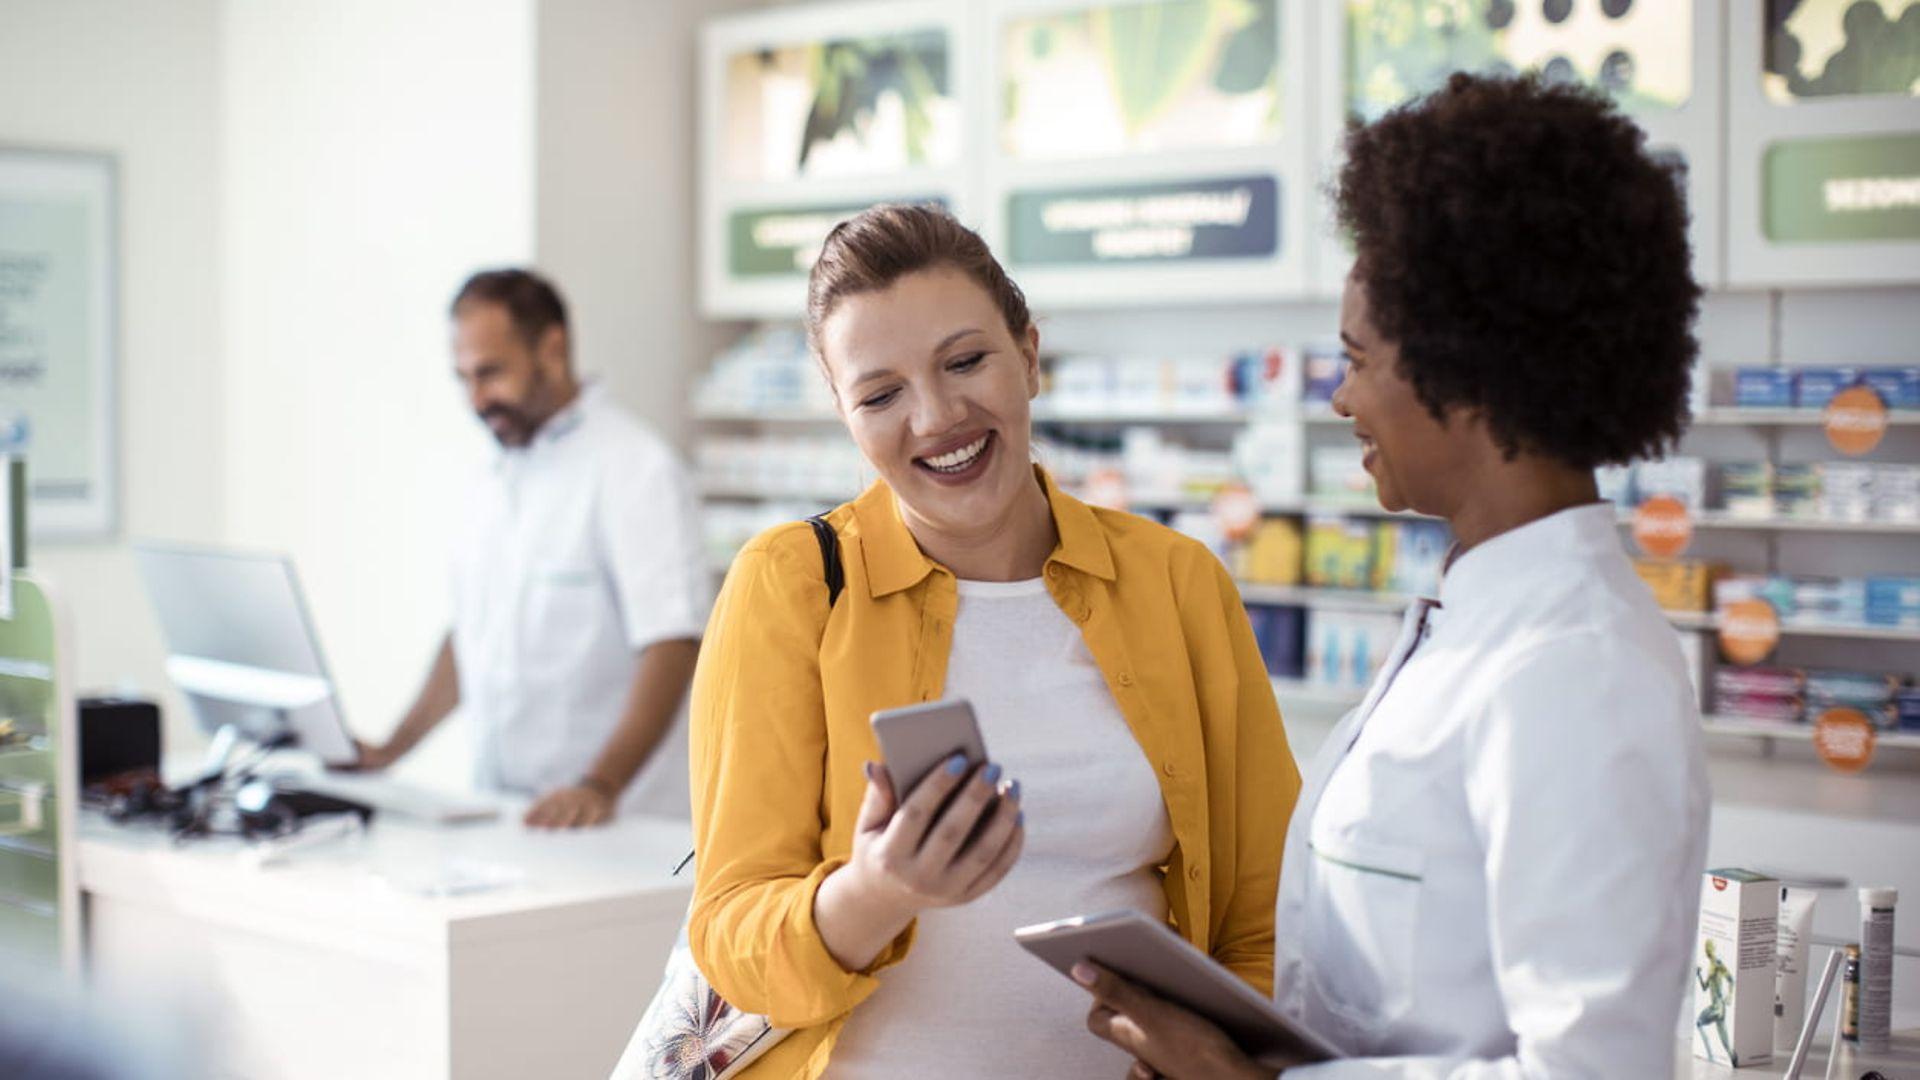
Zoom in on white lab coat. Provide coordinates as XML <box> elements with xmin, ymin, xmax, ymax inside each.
<box><xmin>452</xmin><ymin>384</ymin><xmax>709</xmax><ymax>818</ymax></box>
<box><xmin>1277</xmin><ymin>504</ymin><xmax>1710</xmax><ymax>1078</ymax></box>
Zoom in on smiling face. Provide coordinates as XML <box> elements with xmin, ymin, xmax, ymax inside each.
<box><xmin>817</xmin><ymin>266</ymin><xmax>1042</xmax><ymax>543</ymax></box>
<box><xmin>1331</xmin><ymin>270</ymin><xmax>1477</xmax><ymax>515</ymax></box>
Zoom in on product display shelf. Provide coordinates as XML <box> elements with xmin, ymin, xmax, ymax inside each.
<box><xmin>1238</xmin><ymin>584</ymin><xmax>1920</xmax><ymax>643</ymax></box>
<box><xmin>1268</xmin><ymin>677</ymin><xmax>1365</xmax><ymax>711</ymax></box>
<box><xmin>1691</xmin><ymin>407</ymin><xmax>1920</xmax><ymax>427</ymax></box>
<box><xmin>703</xmin><ymin>483</ymin><xmax>851</xmax><ymax>505</ymax></box>
<box><xmin>1667</xmin><ymin>613</ymin><xmax>1920</xmax><ymax>643</ymax></box>
<box><xmin>695</xmin><ymin>404</ymin><xmax>1274</xmax><ymax>426</ymax></box>
<box><xmin>695</xmin><ymin>405</ymin><xmax>839</xmax><ymax>424</ymax></box>
<box><xmin>1702</xmin><ymin>715</ymin><xmax>1920</xmax><ymax>751</ymax></box>
<box><xmin>1673</xmin><ymin>511</ymin><xmax>1920</xmax><ymax>535</ymax></box>
<box><xmin>1238</xmin><ymin>583</ymin><xmax>1411</xmax><ymax>613</ymax></box>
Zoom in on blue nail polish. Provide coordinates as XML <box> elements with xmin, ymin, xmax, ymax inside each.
<box><xmin>1008</xmin><ymin>779</ymin><xmax>1021</xmax><ymax>801</ymax></box>
<box><xmin>945</xmin><ymin>754</ymin><xmax>967</xmax><ymax>776</ymax></box>
<box><xmin>1016</xmin><ymin>811</ymin><xmax>1026</xmax><ymax>827</ymax></box>
<box><xmin>983</xmin><ymin>763</ymin><xmax>1003</xmax><ymax>785</ymax></box>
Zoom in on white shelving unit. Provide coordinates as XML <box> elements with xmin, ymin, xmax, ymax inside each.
<box><xmin>696</xmin><ymin>389</ymin><xmax>1919</xmax><ymax>764</ymax></box>
<box><xmin>1702</xmin><ymin>715</ymin><xmax>1920</xmax><ymax>752</ymax></box>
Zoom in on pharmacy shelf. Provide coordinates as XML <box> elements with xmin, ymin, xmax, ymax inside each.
<box><xmin>1240</xmin><ymin>584</ymin><xmax>1920</xmax><ymax>643</ymax></box>
<box><xmin>1702</xmin><ymin>715</ymin><xmax>1920</xmax><ymax>751</ymax></box>
<box><xmin>1663</xmin><ymin>613</ymin><xmax>1920</xmax><ymax>643</ymax></box>
<box><xmin>697</xmin><ymin>404</ymin><xmax>1275</xmax><ymax>426</ymax></box>
<box><xmin>1269</xmin><ymin>678</ymin><xmax>1365</xmax><ymax>710</ymax></box>
<box><xmin>1239</xmin><ymin>584</ymin><xmax>1412</xmax><ymax>613</ymax></box>
<box><xmin>701</xmin><ymin>481</ymin><xmax>1920</xmax><ymax>539</ymax></box>
<box><xmin>1673</xmin><ymin>511</ymin><xmax>1920</xmax><ymax>535</ymax></box>
<box><xmin>1691</xmin><ymin>407</ymin><xmax>1920</xmax><ymax>427</ymax></box>
<box><xmin>698</xmin><ymin>404</ymin><xmax>1920</xmax><ymax>428</ymax></box>
<box><xmin>703</xmin><ymin>484</ymin><xmax>852</xmax><ymax>504</ymax></box>
<box><xmin>695</xmin><ymin>405</ymin><xmax>839</xmax><ymax>424</ymax></box>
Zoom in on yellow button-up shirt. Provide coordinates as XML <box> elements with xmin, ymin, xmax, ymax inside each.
<box><xmin>688</xmin><ymin>469</ymin><xmax>1301</xmax><ymax>1078</ymax></box>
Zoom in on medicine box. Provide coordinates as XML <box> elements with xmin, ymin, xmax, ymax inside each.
<box><xmin>1791</xmin><ymin>367</ymin><xmax>1857</xmax><ymax>409</ymax></box>
<box><xmin>1694</xmin><ymin>869</ymin><xmax>1779</xmax><ymax>1068</ymax></box>
<box><xmin>1861</xmin><ymin>366</ymin><xmax>1920</xmax><ymax>409</ymax></box>
<box><xmin>1634</xmin><ymin>558</ymin><xmax>1719</xmax><ymax>612</ymax></box>
<box><xmin>1734</xmin><ymin>368</ymin><xmax>1794</xmax><ymax>409</ymax></box>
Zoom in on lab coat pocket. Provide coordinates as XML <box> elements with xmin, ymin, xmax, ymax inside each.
<box><xmin>525</xmin><ymin>564</ymin><xmax>604</xmax><ymax>654</ymax></box>
<box><xmin>1304</xmin><ymin>831</ymin><xmax>1423</xmax><ymax>1038</ymax></box>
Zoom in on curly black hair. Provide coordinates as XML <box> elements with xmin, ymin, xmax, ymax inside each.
<box><xmin>1335</xmin><ymin>72</ymin><xmax>1700</xmax><ymax>470</ymax></box>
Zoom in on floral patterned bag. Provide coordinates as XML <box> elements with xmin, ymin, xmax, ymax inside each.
<box><xmin>610</xmin><ymin>516</ymin><xmax>842</xmax><ymax>1079</ymax></box>
<box><xmin>609</xmin><ymin>894</ymin><xmax>788</xmax><ymax>1079</ymax></box>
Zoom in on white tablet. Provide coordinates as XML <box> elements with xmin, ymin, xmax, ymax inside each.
<box><xmin>1015</xmin><ymin>909</ymin><xmax>1343</xmax><ymax>1067</ymax></box>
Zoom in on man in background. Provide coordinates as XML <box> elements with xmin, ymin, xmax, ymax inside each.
<box><xmin>351</xmin><ymin>269</ymin><xmax>707</xmax><ymax>828</ymax></box>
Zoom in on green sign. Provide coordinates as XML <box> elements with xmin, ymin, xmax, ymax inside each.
<box><xmin>728</xmin><ymin>199</ymin><xmax>946</xmax><ymax>278</ymax></box>
<box><xmin>1006</xmin><ymin>175</ymin><xmax>1279</xmax><ymax>267</ymax></box>
<box><xmin>1764</xmin><ymin>133</ymin><xmax>1920</xmax><ymax>243</ymax></box>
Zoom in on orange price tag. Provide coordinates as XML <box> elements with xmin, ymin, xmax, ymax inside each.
<box><xmin>1632</xmin><ymin>495</ymin><xmax>1694</xmax><ymax>558</ymax></box>
<box><xmin>1082</xmin><ymin>467</ymin><xmax>1130</xmax><ymax>511</ymax></box>
<box><xmin>1717</xmin><ymin>598</ymin><xmax>1781</xmax><ymax>666</ymax></box>
<box><xmin>1824</xmin><ymin>384</ymin><xmax>1889</xmax><ymax>456</ymax></box>
<box><xmin>1813</xmin><ymin>707</ymin><xmax>1877</xmax><ymax>774</ymax></box>
<box><xmin>1211</xmin><ymin>481</ymin><xmax>1261</xmax><ymax>543</ymax></box>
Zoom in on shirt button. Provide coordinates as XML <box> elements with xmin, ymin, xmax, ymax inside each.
<box><xmin>1118</xmin><ymin>671</ymin><xmax>1135</xmax><ymax>687</ymax></box>
<box><xmin>1161</xmin><ymin>761</ymin><xmax>1177</xmax><ymax>778</ymax></box>
<box><xmin>1188</xmin><ymin>864</ymin><xmax>1203</xmax><ymax>882</ymax></box>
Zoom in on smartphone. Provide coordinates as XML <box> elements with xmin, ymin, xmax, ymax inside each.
<box><xmin>869</xmin><ymin>698</ymin><xmax>988</xmax><ymax>799</ymax></box>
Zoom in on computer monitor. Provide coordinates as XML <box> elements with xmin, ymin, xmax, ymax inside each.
<box><xmin>133</xmin><ymin>543</ymin><xmax>358</xmax><ymax>767</ymax></box>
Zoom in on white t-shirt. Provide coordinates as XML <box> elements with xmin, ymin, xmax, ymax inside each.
<box><xmin>451</xmin><ymin>384</ymin><xmax>708</xmax><ymax>817</ymax></box>
<box><xmin>828</xmin><ymin>577</ymin><xmax>1174</xmax><ymax>1079</ymax></box>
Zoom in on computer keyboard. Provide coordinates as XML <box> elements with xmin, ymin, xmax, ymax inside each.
<box><xmin>272</xmin><ymin>771</ymin><xmax>500</xmax><ymax>825</ymax></box>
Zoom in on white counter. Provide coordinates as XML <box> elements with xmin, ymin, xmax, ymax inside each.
<box><xmin>1683</xmin><ymin>1029</ymin><xmax>1920</xmax><ymax>1077</ymax></box>
<box><xmin>78</xmin><ymin>806</ymin><xmax>692</xmax><ymax>1080</ymax></box>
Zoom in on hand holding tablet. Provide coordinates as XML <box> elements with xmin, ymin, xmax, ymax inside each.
<box><xmin>1016</xmin><ymin>909</ymin><xmax>1342</xmax><ymax>1070</ymax></box>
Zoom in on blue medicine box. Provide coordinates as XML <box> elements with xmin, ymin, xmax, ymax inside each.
<box><xmin>1860</xmin><ymin>367</ymin><xmax>1920</xmax><ymax>410</ymax></box>
<box><xmin>1793</xmin><ymin>367</ymin><xmax>1858</xmax><ymax>409</ymax></box>
<box><xmin>1736</xmin><ymin>367</ymin><xmax>1794</xmax><ymax>408</ymax></box>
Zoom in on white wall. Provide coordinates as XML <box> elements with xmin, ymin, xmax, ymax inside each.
<box><xmin>0</xmin><ymin>0</ymin><xmax>225</xmax><ymax>746</ymax></box>
<box><xmin>534</xmin><ymin>0</ymin><xmax>759</xmax><ymax>449</ymax></box>
<box><xmin>221</xmin><ymin>0</ymin><xmax>537</xmax><ymax>783</ymax></box>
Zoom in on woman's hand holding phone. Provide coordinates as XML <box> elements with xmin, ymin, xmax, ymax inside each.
<box><xmin>814</xmin><ymin>754</ymin><xmax>1025</xmax><ymax>972</ymax></box>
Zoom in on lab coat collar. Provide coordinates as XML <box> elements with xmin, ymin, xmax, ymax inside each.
<box><xmin>853</xmin><ymin>465</ymin><xmax>1116</xmax><ymax>599</ymax></box>
<box><xmin>1437</xmin><ymin>502</ymin><xmax>1620</xmax><ymax>616</ymax></box>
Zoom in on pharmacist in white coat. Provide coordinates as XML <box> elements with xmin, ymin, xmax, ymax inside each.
<box><xmin>1074</xmin><ymin>74</ymin><xmax>1711</xmax><ymax>1078</ymax></box>
<box><xmin>349</xmin><ymin>269</ymin><xmax>708</xmax><ymax>829</ymax></box>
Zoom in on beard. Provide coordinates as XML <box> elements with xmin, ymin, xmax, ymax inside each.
<box><xmin>479</xmin><ymin>402</ymin><xmax>539</xmax><ymax>446</ymax></box>
<box><xmin>478</xmin><ymin>367</ymin><xmax>549</xmax><ymax>447</ymax></box>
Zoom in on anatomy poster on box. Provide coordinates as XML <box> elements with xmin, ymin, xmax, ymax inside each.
<box><xmin>0</xmin><ymin>148</ymin><xmax>116</xmax><ymax>539</ymax></box>
<box><xmin>1345</xmin><ymin>0</ymin><xmax>1691</xmax><ymax>120</ymax></box>
<box><xmin>1000</xmin><ymin>0</ymin><xmax>1281</xmax><ymax>161</ymax></box>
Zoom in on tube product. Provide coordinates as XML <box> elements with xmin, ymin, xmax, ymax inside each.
<box><xmin>1841</xmin><ymin>944</ymin><xmax>1861</xmax><ymax>1043</ymax></box>
<box><xmin>1858</xmin><ymin>888</ymin><xmax>1897</xmax><ymax>1053</ymax></box>
<box><xmin>1774</xmin><ymin>887</ymin><xmax>1819</xmax><ymax>1054</ymax></box>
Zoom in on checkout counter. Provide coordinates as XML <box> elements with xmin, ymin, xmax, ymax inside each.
<box><xmin>77</xmin><ymin>797</ymin><xmax>690</xmax><ymax>1080</ymax></box>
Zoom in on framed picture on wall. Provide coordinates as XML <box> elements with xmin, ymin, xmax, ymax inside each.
<box><xmin>1726</xmin><ymin>1</ymin><xmax>1920</xmax><ymax>288</ymax></box>
<box><xmin>983</xmin><ymin>0</ymin><xmax>1313</xmax><ymax>306</ymax></box>
<box><xmin>698</xmin><ymin>0</ymin><xmax>979</xmax><ymax>319</ymax></box>
<box><xmin>1313</xmin><ymin>0</ymin><xmax>1725</xmax><ymax>294</ymax></box>
<box><xmin>0</xmin><ymin>147</ymin><xmax>117</xmax><ymax>539</ymax></box>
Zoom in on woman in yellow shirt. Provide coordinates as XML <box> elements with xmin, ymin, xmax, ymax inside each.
<box><xmin>687</xmin><ymin>204</ymin><xmax>1301</xmax><ymax>1078</ymax></box>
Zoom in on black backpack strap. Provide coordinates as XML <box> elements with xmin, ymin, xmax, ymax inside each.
<box><xmin>806</xmin><ymin>513</ymin><xmax>843</xmax><ymax>608</ymax></box>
